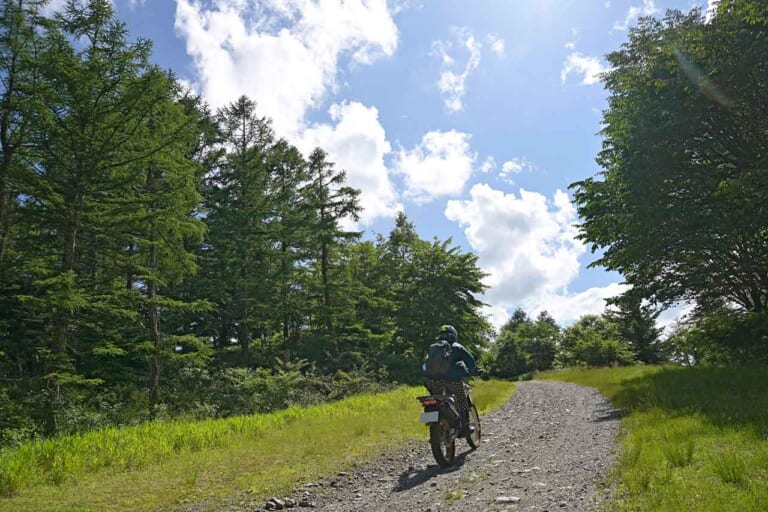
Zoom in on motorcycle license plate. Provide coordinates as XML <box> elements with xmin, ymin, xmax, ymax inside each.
<box><xmin>419</xmin><ymin>411</ymin><xmax>439</xmax><ymax>423</ymax></box>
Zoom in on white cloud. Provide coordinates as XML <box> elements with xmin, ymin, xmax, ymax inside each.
<box><xmin>43</xmin><ymin>0</ymin><xmax>109</xmax><ymax>16</ymax></box>
<box><xmin>657</xmin><ymin>302</ymin><xmax>696</xmax><ymax>336</ymax></box>
<box><xmin>395</xmin><ymin>130</ymin><xmax>476</xmax><ymax>203</ymax></box>
<box><xmin>42</xmin><ymin>0</ymin><xmax>66</xmax><ymax>14</ymax></box>
<box><xmin>298</xmin><ymin>102</ymin><xmax>401</xmax><ymax>225</ymax></box>
<box><xmin>561</xmin><ymin>52</ymin><xmax>609</xmax><ymax>85</ymax></box>
<box><xmin>446</xmin><ymin>184</ymin><xmax>583</xmax><ymax>304</ymax></box>
<box><xmin>487</xmin><ymin>34</ymin><xmax>505</xmax><ymax>57</ymax></box>
<box><xmin>432</xmin><ymin>31</ymin><xmax>482</xmax><ymax>113</ymax></box>
<box><xmin>480</xmin><ymin>156</ymin><xmax>497</xmax><ymax>173</ymax></box>
<box><xmin>446</xmin><ymin>184</ymin><xmax>624</xmax><ymax>326</ymax></box>
<box><xmin>482</xmin><ymin>304</ymin><xmax>511</xmax><ymax>331</ymax></box>
<box><xmin>613</xmin><ymin>0</ymin><xmax>658</xmax><ymax>31</ymax></box>
<box><xmin>705</xmin><ymin>0</ymin><xmax>720</xmax><ymax>22</ymax></box>
<box><xmin>175</xmin><ymin>0</ymin><xmax>401</xmax><ymax>225</ymax></box>
<box><xmin>500</xmin><ymin>157</ymin><xmax>533</xmax><ymax>182</ymax></box>
<box><xmin>530</xmin><ymin>283</ymin><xmax>629</xmax><ymax>326</ymax></box>
<box><xmin>564</xmin><ymin>27</ymin><xmax>579</xmax><ymax>50</ymax></box>
<box><xmin>175</xmin><ymin>0</ymin><xmax>397</xmax><ymax>137</ymax></box>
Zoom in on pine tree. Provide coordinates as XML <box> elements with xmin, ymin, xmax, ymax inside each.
<box><xmin>126</xmin><ymin>86</ymin><xmax>208</xmax><ymax>419</ymax></box>
<box><xmin>0</xmin><ymin>1</ymin><xmax>47</xmax><ymax>438</ymax></box>
<box><xmin>265</xmin><ymin>139</ymin><xmax>311</xmax><ymax>348</ymax></box>
<box><xmin>0</xmin><ymin>0</ymin><xmax>43</xmax><ymax>264</ymax></box>
<box><xmin>204</xmin><ymin>96</ymin><xmax>275</xmax><ymax>360</ymax></box>
<box><xmin>305</xmin><ymin>148</ymin><xmax>361</xmax><ymax>334</ymax></box>
<box><xmin>607</xmin><ymin>293</ymin><xmax>664</xmax><ymax>363</ymax></box>
<box><xmin>17</xmin><ymin>0</ymin><xmax>192</xmax><ymax>432</ymax></box>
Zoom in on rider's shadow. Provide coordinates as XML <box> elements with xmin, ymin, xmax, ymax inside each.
<box><xmin>393</xmin><ymin>449</ymin><xmax>471</xmax><ymax>492</ymax></box>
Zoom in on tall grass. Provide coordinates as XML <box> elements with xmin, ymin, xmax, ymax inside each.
<box><xmin>0</xmin><ymin>379</ymin><xmax>514</xmax><ymax>511</ymax></box>
<box><xmin>540</xmin><ymin>366</ymin><xmax>768</xmax><ymax>511</ymax></box>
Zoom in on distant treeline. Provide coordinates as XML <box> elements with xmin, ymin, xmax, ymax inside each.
<box><xmin>0</xmin><ymin>1</ymin><xmax>491</xmax><ymax>445</ymax></box>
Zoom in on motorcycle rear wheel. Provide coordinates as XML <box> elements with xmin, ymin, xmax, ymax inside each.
<box><xmin>429</xmin><ymin>419</ymin><xmax>456</xmax><ymax>467</ymax></box>
<box><xmin>466</xmin><ymin>403</ymin><xmax>481</xmax><ymax>449</ymax></box>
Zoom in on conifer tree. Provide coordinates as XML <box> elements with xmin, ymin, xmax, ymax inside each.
<box><xmin>204</xmin><ymin>96</ymin><xmax>275</xmax><ymax>360</ymax></box>
<box><xmin>305</xmin><ymin>148</ymin><xmax>361</xmax><ymax>334</ymax></box>
<box><xmin>265</xmin><ymin>139</ymin><xmax>311</xmax><ymax>347</ymax></box>
<box><xmin>19</xmin><ymin>0</ymin><xmax>191</xmax><ymax>432</ymax></box>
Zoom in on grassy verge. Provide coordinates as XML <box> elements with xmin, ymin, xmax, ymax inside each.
<box><xmin>0</xmin><ymin>379</ymin><xmax>514</xmax><ymax>512</ymax></box>
<box><xmin>539</xmin><ymin>366</ymin><xmax>768</xmax><ymax>511</ymax></box>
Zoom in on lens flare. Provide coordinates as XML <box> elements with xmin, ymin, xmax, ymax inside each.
<box><xmin>673</xmin><ymin>46</ymin><xmax>734</xmax><ymax>108</ymax></box>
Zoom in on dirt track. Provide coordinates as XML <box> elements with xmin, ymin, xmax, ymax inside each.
<box><xmin>300</xmin><ymin>380</ymin><xmax>620</xmax><ymax>512</ymax></box>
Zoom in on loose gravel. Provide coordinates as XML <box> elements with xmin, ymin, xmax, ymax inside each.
<box><xmin>187</xmin><ymin>380</ymin><xmax>620</xmax><ymax>512</ymax></box>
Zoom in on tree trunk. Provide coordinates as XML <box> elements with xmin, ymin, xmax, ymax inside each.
<box><xmin>281</xmin><ymin>240</ymin><xmax>289</xmax><ymax>346</ymax></box>
<box><xmin>0</xmin><ymin>171</ymin><xmax>7</xmax><ymax>265</ymax></box>
<box><xmin>0</xmin><ymin>5</ymin><xmax>18</xmax><ymax>265</ymax></box>
<box><xmin>218</xmin><ymin>312</ymin><xmax>230</xmax><ymax>349</ymax></box>
<box><xmin>239</xmin><ymin>292</ymin><xmax>250</xmax><ymax>359</ymax></box>
<box><xmin>146</xmin><ymin>210</ymin><xmax>163</xmax><ymax>419</ymax></box>
<box><xmin>148</xmin><ymin>279</ymin><xmax>161</xmax><ymax>420</ymax></box>
<box><xmin>44</xmin><ymin>212</ymin><xmax>79</xmax><ymax>434</ymax></box>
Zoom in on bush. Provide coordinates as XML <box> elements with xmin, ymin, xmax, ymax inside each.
<box><xmin>570</xmin><ymin>336</ymin><xmax>635</xmax><ymax>367</ymax></box>
<box><xmin>669</xmin><ymin>309</ymin><xmax>768</xmax><ymax>365</ymax></box>
<box><xmin>560</xmin><ymin>314</ymin><xmax>635</xmax><ymax>367</ymax></box>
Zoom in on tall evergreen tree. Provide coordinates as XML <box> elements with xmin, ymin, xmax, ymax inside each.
<box><xmin>305</xmin><ymin>148</ymin><xmax>360</xmax><ymax>334</ymax></box>
<box><xmin>607</xmin><ymin>293</ymin><xmax>664</xmax><ymax>363</ymax></box>
<box><xmin>0</xmin><ymin>0</ymin><xmax>42</xmax><ymax>264</ymax></box>
<box><xmin>16</xmin><ymin>0</ymin><xmax>190</xmax><ymax>432</ymax></box>
<box><xmin>127</xmin><ymin>88</ymin><xmax>208</xmax><ymax>419</ymax></box>
<box><xmin>265</xmin><ymin>139</ymin><xmax>311</xmax><ymax>348</ymax></box>
<box><xmin>204</xmin><ymin>96</ymin><xmax>274</xmax><ymax>360</ymax></box>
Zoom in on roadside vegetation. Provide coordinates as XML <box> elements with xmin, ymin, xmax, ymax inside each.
<box><xmin>541</xmin><ymin>366</ymin><xmax>768</xmax><ymax>511</ymax></box>
<box><xmin>0</xmin><ymin>0</ymin><xmax>492</xmax><ymax>451</ymax></box>
<box><xmin>0</xmin><ymin>379</ymin><xmax>514</xmax><ymax>511</ymax></box>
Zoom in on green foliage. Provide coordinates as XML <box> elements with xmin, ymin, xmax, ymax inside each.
<box><xmin>490</xmin><ymin>309</ymin><xmax>559</xmax><ymax>378</ymax></box>
<box><xmin>668</xmin><ymin>307</ymin><xmax>768</xmax><ymax>365</ymax></box>
<box><xmin>0</xmin><ymin>0</ymin><xmax>493</xmax><ymax>447</ymax></box>
<box><xmin>560</xmin><ymin>314</ymin><xmax>635</xmax><ymax>367</ymax></box>
<box><xmin>571</xmin><ymin>1</ymin><xmax>768</xmax><ymax>317</ymax></box>
<box><xmin>540</xmin><ymin>365</ymin><xmax>768</xmax><ymax>511</ymax></box>
<box><xmin>607</xmin><ymin>292</ymin><xmax>666</xmax><ymax>363</ymax></box>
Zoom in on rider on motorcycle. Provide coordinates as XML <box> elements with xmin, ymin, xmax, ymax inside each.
<box><xmin>423</xmin><ymin>325</ymin><xmax>479</xmax><ymax>435</ymax></box>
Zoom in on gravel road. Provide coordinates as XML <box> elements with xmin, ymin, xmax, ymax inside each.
<box><xmin>192</xmin><ymin>380</ymin><xmax>620</xmax><ymax>512</ymax></box>
<box><xmin>280</xmin><ymin>380</ymin><xmax>620</xmax><ymax>512</ymax></box>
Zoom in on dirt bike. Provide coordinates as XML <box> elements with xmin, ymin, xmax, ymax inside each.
<box><xmin>417</xmin><ymin>371</ymin><xmax>482</xmax><ymax>467</ymax></box>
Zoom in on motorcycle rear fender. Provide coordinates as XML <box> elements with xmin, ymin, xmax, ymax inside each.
<box><xmin>418</xmin><ymin>395</ymin><xmax>460</xmax><ymax>423</ymax></box>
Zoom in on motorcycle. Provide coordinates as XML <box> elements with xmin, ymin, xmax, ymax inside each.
<box><xmin>417</xmin><ymin>372</ymin><xmax>482</xmax><ymax>467</ymax></box>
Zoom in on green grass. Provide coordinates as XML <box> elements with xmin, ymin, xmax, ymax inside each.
<box><xmin>539</xmin><ymin>366</ymin><xmax>768</xmax><ymax>511</ymax></box>
<box><xmin>0</xmin><ymin>379</ymin><xmax>514</xmax><ymax>512</ymax></box>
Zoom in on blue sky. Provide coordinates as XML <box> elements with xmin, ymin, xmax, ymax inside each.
<box><xmin>86</xmin><ymin>0</ymin><xmax>712</xmax><ymax>327</ymax></box>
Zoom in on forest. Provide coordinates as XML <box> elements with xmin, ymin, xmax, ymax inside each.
<box><xmin>0</xmin><ymin>0</ymin><xmax>496</xmax><ymax>445</ymax></box>
<box><xmin>1</xmin><ymin>0</ymin><xmax>767</xmax><ymax>450</ymax></box>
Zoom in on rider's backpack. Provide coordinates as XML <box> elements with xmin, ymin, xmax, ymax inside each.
<box><xmin>425</xmin><ymin>340</ymin><xmax>454</xmax><ymax>378</ymax></box>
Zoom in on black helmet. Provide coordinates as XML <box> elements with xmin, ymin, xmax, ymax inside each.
<box><xmin>438</xmin><ymin>324</ymin><xmax>458</xmax><ymax>343</ymax></box>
